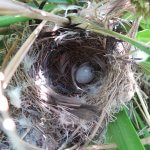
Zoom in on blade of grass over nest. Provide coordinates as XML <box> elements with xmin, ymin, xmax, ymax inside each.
<box><xmin>107</xmin><ymin>109</ymin><xmax>145</xmax><ymax>150</ymax></box>
<box><xmin>3</xmin><ymin>20</ymin><xmax>47</xmax><ymax>87</ymax></box>
<box><xmin>0</xmin><ymin>3</ymin><xmax>56</xmax><ymax>27</ymax></box>
<box><xmin>0</xmin><ymin>0</ymin><xmax>69</xmax><ymax>26</ymax></box>
<box><xmin>70</xmin><ymin>16</ymin><xmax>150</xmax><ymax>55</ymax></box>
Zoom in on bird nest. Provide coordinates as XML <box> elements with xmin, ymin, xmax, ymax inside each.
<box><xmin>3</xmin><ymin>24</ymin><xmax>136</xmax><ymax>149</ymax></box>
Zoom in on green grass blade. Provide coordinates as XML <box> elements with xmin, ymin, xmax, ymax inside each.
<box><xmin>71</xmin><ymin>16</ymin><xmax>150</xmax><ymax>55</ymax></box>
<box><xmin>140</xmin><ymin>19</ymin><xmax>150</xmax><ymax>30</ymax></box>
<box><xmin>107</xmin><ymin>110</ymin><xmax>145</xmax><ymax>150</ymax></box>
<box><xmin>0</xmin><ymin>16</ymin><xmax>30</xmax><ymax>27</ymax></box>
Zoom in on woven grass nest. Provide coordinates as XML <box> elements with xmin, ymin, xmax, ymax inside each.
<box><xmin>4</xmin><ymin>22</ymin><xmax>136</xmax><ymax>149</ymax></box>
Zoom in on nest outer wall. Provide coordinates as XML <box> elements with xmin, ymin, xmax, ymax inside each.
<box><xmin>3</xmin><ymin>24</ymin><xmax>136</xmax><ymax>149</ymax></box>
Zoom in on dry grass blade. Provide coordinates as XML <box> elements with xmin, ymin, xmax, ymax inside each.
<box><xmin>3</xmin><ymin>20</ymin><xmax>47</xmax><ymax>87</ymax></box>
<box><xmin>126</xmin><ymin>17</ymin><xmax>142</xmax><ymax>51</ymax></box>
<box><xmin>134</xmin><ymin>97</ymin><xmax>150</xmax><ymax>127</ymax></box>
<box><xmin>79</xmin><ymin>137</ymin><xmax>150</xmax><ymax>150</ymax></box>
<box><xmin>58</xmin><ymin>126</ymin><xmax>81</xmax><ymax>150</ymax></box>
<box><xmin>80</xmin><ymin>143</ymin><xmax>117</xmax><ymax>150</ymax></box>
<box><xmin>1</xmin><ymin>37</ymin><xmax>20</xmax><ymax>70</ymax></box>
<box><xmin>135</xmin><ymin>85</ymin><xmax>150</xmax><ymax>127</ymax></box>
<box><xmin>0</xmin><ymin>0</ymin><xmax>69</xmax><ymax>26</ymax></box>
<box><xmin>84</xmin><ymin>110</ymin><xmax>107</xmax><ymax>146</ymax></box>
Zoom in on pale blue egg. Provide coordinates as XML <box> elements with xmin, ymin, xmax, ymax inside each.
<box><xmin>75</xmin><ymin>64</ymin><xmax>94</xmax><ymax>84</ymax></box>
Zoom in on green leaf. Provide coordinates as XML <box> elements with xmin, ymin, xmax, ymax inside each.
<box><xmin>43</xmin><ymin>3</ymin><xmax>57</xmax><ymax>11</ymax></box>
<box><xmin>0</xmin><ymin>16</ymin><xmax>30</xmax><ymax>27</ymax></box>
<box><xmin>140</xmin><ymin>19</ymin><xmax>150</xmax><ymax>30</ymax></box>
<box><xmin>122</xmin><ymin>12</ymin><xmax>150</xmax><ymax>30</ymax></box>
<box><xmin>137</xmin><ymin>29</ymin><xmax>150</xmax><ymax>43</ymax></box>
<box><xmin>122</xmin><ymin>11</ymin><xmax>136</xmax><ymax>20</ymax></box>
<box><xmin>107</xmin><ymin>110</ymin><xmax>145</xmax><ymax>150</ymax></box>
<box><xmin>139</xmin><ymin>61</ymin><xmax>150</xmax><ymax>74</ymax></box>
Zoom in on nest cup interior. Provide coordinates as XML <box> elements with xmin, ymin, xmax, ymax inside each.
<box><xmin>39</xmin><ymin>27</ymin><xmax>108</xmax><ymax>97</ymax></box>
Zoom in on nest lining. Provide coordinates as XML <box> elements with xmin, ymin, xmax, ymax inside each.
<box><xmin>2</xmin><ymin>25</ymin><xmax>136</xmax><ymax>149</ymax></box>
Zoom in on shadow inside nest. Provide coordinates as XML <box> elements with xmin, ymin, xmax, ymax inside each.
<box><xmin>43</xmin><ymin>28</ymin><xmax>108</xmax><ymax>96</ymax></box>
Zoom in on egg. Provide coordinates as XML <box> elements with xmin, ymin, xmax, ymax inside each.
<box><xmin>75</xmin><ymin>64</ymin><xmax>94</xmax><ymax>84</ymax></box>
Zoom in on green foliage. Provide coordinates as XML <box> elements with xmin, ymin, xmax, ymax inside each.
<box><xmin>140</xmin><ymin>19</ymin><xmax>150</xmax><ymax>30</ymax></box>
<box><xmin>139</xmin><ymin>61</ymin><xmax>150</xmax><ymax>74</ymax></box>
<box><xmin>43</xmin><ymin>3</ymin><xmax>56</xmax><ymax>11</ymax></box>
<box><xmin>122</xmin><ymin>11</ymin><xmax>150</xmax><ymax>30</ymax></box>
<box><xmin>137</xmin><ymin>29</ymin><xmax>150</xmax><ymax>43</ymax></box>
<box><xmin>130</xmin><ymin>0</ymin><xmax>150</xmax><ymax>19</ymax></box>
<box><xmin>0</xmin><ymin>16</ymin><xmax>30</xmax><ymax>27</ymax></box>
<box><xmin>107</xmin><ymin>110</ymin><xmax>145</xmax><ymax>150</ymax></box>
